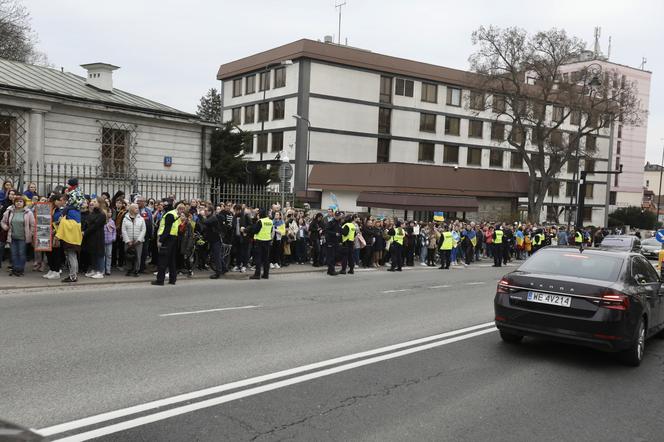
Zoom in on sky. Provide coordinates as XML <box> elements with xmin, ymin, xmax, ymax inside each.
<box><xmin>24</xmin><ymin>0</ymin><xmax>664</xmax><ymax>164</ymax></box>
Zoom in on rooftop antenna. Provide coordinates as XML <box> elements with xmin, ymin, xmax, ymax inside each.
<box><xmin>335</xmin><ymin>1</ymin><xmax>346</xmax><ymax>45</ymax></box>
<box><xmin>607</xmin><ymin>36</ymin><xmax>612</xmax><ymax>60</ymax></box>
<box><xmin>640</xmin><ymin>57</ymin><xmax>647</xmax><ymax>70</ymax></box>
<box><xmin>593</xmin><ymin>26</ymin><xmax>602</xmax><ymax>58</ymax></box>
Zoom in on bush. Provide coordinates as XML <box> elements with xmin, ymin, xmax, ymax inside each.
<box><xmin>608</xmin><ymin>206</ymin><xmax>657</xmax><ymax>230</ymax></box>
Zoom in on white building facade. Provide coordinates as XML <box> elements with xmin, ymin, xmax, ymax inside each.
<box><xmin>219</xmin><ymin>39</ymin><xmax>623</xmax><ymax>225</ymax></box>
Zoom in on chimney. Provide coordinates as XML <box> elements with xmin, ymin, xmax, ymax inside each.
<box><xmin>80</xmin><ymin>63</ymin><xmax>120</xmax><ymax>92</ymax></box>
<box><xmin>323</xmin><ymin>35</ymin><xmax>333</xmax><ymax>44</ymax></box>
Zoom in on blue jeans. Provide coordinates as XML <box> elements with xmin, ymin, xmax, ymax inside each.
<box><xmin>105</xmin><ymin>243</ymin><xmax>113</xmax><ymax>274</ymax></box>
<box><xmin>11</xmin><ymin>239</ymin><xmax>26</xmax><ymax>273</ymax></box>
<box><xmin>420</xmin><ymin>244</ymin><xmax>428</xmax><ymax>262</ymax></box>
<box><xmin>96</xmin><ymin>254</ymin><xmax>105</xmax><ymax>273</ymax></box>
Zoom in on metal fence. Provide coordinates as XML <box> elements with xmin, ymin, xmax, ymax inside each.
<box><xmin>0</xmin><ymin>162</ymin><xmax>294</xmax><ymax>208</ymax></box>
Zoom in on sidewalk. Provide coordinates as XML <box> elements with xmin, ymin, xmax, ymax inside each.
<box><xmin>0</xmin><ymin>263</ymin><xmax>325</xmax><ymax>292</ymax></box>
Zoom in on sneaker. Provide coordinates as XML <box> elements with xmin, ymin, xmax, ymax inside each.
<box><xmin>232</xmin><ymin>266</ymin><xmax>240</xmax><ymax>272</ymax></box>
<box><xmin>420</xmin><ymin>262</ymin><xmax>428</xmax><ymax>266</ymax></box>
<box><xmin>46</xmin><ymin>271</ymin><xmax>60</xmax><ymax>280</ymax></box>
<box><xmin>61</xmin><ymin>276</ymin><xmax>77</xmax><ymax>283</ymax></box>
<box><xmin>270</xmin><ymin>263</ymin><xmax>275</xmax><ymax>269</ymax></box>
<box><xmin>240</xmin><ymin>266</ymin><xmax>247</xmax><ymax>273</ymax></box>
<box><xmin>274</xmin><ymin>263</ymin><xmax>280</xmax><ymax>269</ymax></box>
<box><xmin>91</xmin><ymin>272</ymin><xmax>104</xmax><ymax>279</ymax></box>
<box><xmin>43</xmin><ymin>271</ymin><xmax>54</xmax><ymax>279</ymax></box>
<box><xmin>85</xmin><ymin>270</ymin><xmax>95</xmax><ymax>278</ymax></box>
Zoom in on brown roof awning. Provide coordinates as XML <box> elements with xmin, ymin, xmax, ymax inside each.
<box><xmin>357</xmin><ymin>192</ymin><xmax>478</xmax><ymax>211</ymax></box>
<box><xmin>309</xmin><ymin>163</ymin><xmax>529</xmax><ymax>198</ymax></box>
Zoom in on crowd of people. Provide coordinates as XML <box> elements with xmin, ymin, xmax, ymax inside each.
<box><xmin>0</xmin><ymin>177</ymin><xmax>629</xmax><ymax>285</ymax></box>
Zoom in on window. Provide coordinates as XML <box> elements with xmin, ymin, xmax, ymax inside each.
<box><xmin>614</xmin><ymin>158</ymin><xmax>620</xmax><ymax>186</ymax></box>
<box><xmin>609</xmin><ymin>191</ymin><xmax>617</xmax><ymax>205</ymax></box>
<box><xmin>552</xmin><ymin>105</ymin><xmax>564</xmax><ymax>123</ymax></box>
<box><xmin>468</xmin><ymin>120</ymin><xmax>483</xmax><ymax>138</ymax></box>
<box><xmin>616</xmin><ymin>141</ymin><xmax>621</xmax><ymax>155</ymax></box>
<box><xmin>272</xmin><ymin>99</ymin><xmax>285</xmax><ymax>120</ymax></box>
<box><xmin>443</xmin><ymin>145</ymin><xmax>459</xmax><ymax>164</ymax></box>
<box><xmin>421</xmin><ymin>82</ymin><xmax>438</xmax><ymax>103</ymax></box>
<box><xmin>566</xmin><ymin>182</ymin><xmax>577</xmax><ymax>197</ymax></box>
<box><xmin>549</xmin><ymin>181</ymin><xmax>560</xmax><ymax>197</ymax></box>
<box><xmin>380</xmin><ymin>76</ymin><xmax>392</xmax><ymax>103</ymax></box>
<box><xmin>444</xmin><ymin>117</ymin><xmax>460</xmax><ymax>135</ymax></box>
<box><xmin>259</xmin><ymin>71</ymin><xmax>270</xmax><ymax>91</ymax></box>
<box><xmin>245</xmin><ymin>75</ymin><xmax>256</xmax><ymax>94</ymax></box>
<box><xmin>562</xmin><ymin>72</ymin><xmax>569</xmax><ymax>83</ymax></box>
<box><xmin>585</xmin><ymin>183</ymin><xmax>594</xmax><ymax>198</ymax></box>
<box><xmin>617</xmin><ymin>125</ymin><xmax>622</xmax><ymax>138</ymax></box>
<box><xmin>491</xmin><ymin>122</ymin><xmax>505</xmax><ymax>141</ymax></box>
<box><xmin>602</xmin><ymin>114</ymin><xmax>611</xmax><ymax>128</ymax></box>
<box><xmin>232</xmin><ymin>79</ymin><xmax>242</xmax><ymax>97</ymax></box>
<box><xmin>231</xmin><ymin>107</ymin><xmax>241</xmax><ymax>125</ymax></box>
<box><xmin>532</xmin><ymin>153</ymin><xmax>544</xmax><ymax>170</ymax></box>
<box><xmin>533</xmin><ymin>102</ymin><xmax>546</xmax><ymax>120</ymax></box>
<box><xmin>567</xmin><ymin>157</ymin><xmax>578</xmax><ymax>174</ymax></box>
<box><xmin>583</xmin><ymin>207</ymin><xmax>593</xmax><ymax>222</ymax></box>
<box><xmin>395</xmin><ymin>78</ymin><xmax>414</xmax><ymax>97</ymax></box>
<box><xmin>274</xmin><ymin>67</ymin><xmax>286</xmax><ymax>88</ymax></box>
<box><xmin>492</xmin><ymin>95</ymin><xmax>506</xmax><ymax>113</ymax></box>
<box><xmin>101</xmin><ymin>127</ymin><xmax>129</xmax><ymax>176</ymax></box>
<box><xmin>256</xmin><ymin>133</ymin><xmax>268</xmax><ymax>153</ymax></box>
<box><xmin>586</xmin><ymin>134</ymin><xmax>597</xmax><ymax>151</ymax></box>
<box><xmin>258</xmin><ymin>103</ymin><xmax>269</xmax><ymax>122</ymax></box>
<box><xmin>271</xmin><ymin>131</ymin><xmax>283</xmax><ymax>152</ymax></box>
<box><xmin>467</xmin><ymin>147</ymin><xmax>482</xmax><ymax>166</ymax></box>
<box><xmin>550</xmin><ymin>130</ymin><xmax>563</xmax><ymax>148</ymax></box>
<box><xmin>585</xmin><ymin>158</ymin><xmax>595</xmax><ymax>174</ymax></box>
<box><xmin>0</xmin><ymin>116</ymin><xmax>14</xmax><ymax>167</ymax></box>
<box><xmin>632</xmin><ymin>256</ymin><xmax>660</xmax><ymax>283</ymax></box>
<box><xmin>418</xmin><ymin>142</ymin><xmax>435</xmax><ymax>162</ymax></box>
<box><xmin>509</xmin><ymin>126</ymin><xmax>524</xmax><ymax>144</ymax></box>
<box><xmin>446</xmin><ymin>87</ymin><xmax>461</xmax><ymax>106</ymax></box>
<box><xmin>378</xmin><ymin>108</ymin><xmax>391</xmax><ymax>134</ymax></box>
<box><xmin>244</xmin><ymin>105</ymin><xmax>255</xmax><ymax>124</ymax></box>
<box><xmin>470</xmin><ymin>91</ymin><xmax>484</xmax><ymax>110</ymax></box>
<box><xmin>531</xmin><ymin>127</ymin><xmax>543</xmax><ymax>145</ymax></box>
<box><xmin>419</xmin><ymin>113</ymin><xmax>436</xmax><ymax>132</ymax></box>
<box><xmin>570</xmin><ymin>109</ymin><xmax>581</xmax><ymax>126</ymax></box>
<box><xmin>489</xmin><ymin>149</ymin><xmax>503</xmax><ymax>167</ymax></box>
<box><xmin>510</xmin><ymin>151</ymin><xmax>523</xmax><ymax>169</ymax></box>
<box><xmin>377</xmin><ymin>139</ymin><xmax>390</xmax><ymax>163</ymax></box>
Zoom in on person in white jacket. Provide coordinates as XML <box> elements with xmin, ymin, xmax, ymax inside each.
<box><xmin>122</xmin><ymin>203</ymin><xmax>146</xmax><ymax>276</ymax></box>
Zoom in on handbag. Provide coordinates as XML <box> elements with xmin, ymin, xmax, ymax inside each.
<box><xmin>357</xmin><ymin>233</ymin><xmax>366</xmax><ymax>249</ymax></box>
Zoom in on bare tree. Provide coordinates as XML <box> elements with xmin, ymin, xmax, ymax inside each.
<box><xmin>468</xmin><ymin>26</ymin><xmax>642</xmax><ymax>223</ymax></box>
<box><xmin>0</xmin><ymin>0</ymin><xmax>47</xmax><ymax>64</ymax></box>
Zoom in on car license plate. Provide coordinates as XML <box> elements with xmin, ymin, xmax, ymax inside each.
<box><xmin>527</xmin><ymin>291</ymin><xmax>571</xmax><ymax>308</ymax></box>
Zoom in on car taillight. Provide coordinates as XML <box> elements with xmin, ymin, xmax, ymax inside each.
<box><xmin>599</xmin><ymin>290</ymin><xmax>630</xmax><ymax>311</ymax></box>
<box><xmin>497</xmin><ymin>277</ymin><xmax>513</xmax><ymax>294</ymax></box>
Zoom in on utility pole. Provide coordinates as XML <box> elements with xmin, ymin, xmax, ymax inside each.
<box><xmin>335</xmin><ymin>1</ymin><xmax>346</xmax><ymax>45</ymax></box>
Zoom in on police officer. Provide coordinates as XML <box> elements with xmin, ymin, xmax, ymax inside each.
<box><xmin>249</xmin><ymin>208</ymin><xmax>273</xmax><ymax>280</ymax></box>
<box><xmin>339</xmin><ymin>215</ymin><xmax>356</xmax><ymax>275</ymax></box>
<box><xmin>324</xmin><ymin>211</ymin><xmax>342</xmax><ymax>276</ymax></box>
<box><xmin>387</xmin><ymin>220</ymin><xmax>405</xmax><ymax>272</ymax></box>
<box><xmin>492</xmin><ymin>224</ymin><xmax>503</xmax><ymax>267</ymax></box>
<box><xmin>531</xmin><ymin>228</ymin><xmax>545</xmax><ymax>254</ymax></box>
<box><xmin>151</xmin><ymin>199</ymin><xmax>181</xmax><ymax>286</ymax></box>
<box><xmin>573</xmin><ymin>228</ymin><xmax>584</xmax><ymax>247</ymax></box>
<box><xmin>438</xmin><ymin>225</ymin><xmax>454</xmax><ymax>269</ymax></box>
<box><xmin>199</xmin><ymin>205</ymin><xmax>225</xmax><ymax>279</ymax></box>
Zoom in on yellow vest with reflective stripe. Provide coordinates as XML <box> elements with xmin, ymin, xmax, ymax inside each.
<box><xmin>575</xmin><ymin>231</ymin><xmax>583</xmax><ymax>244</ymax></box>
<box><xmin>393</xmin><ymin>227</ymin><xmax>404</xmax><ymax>245</ymax></box>
<box><xmin>440</xmin><ymin>231</ymin><xmax>454</xmax><ymax>250</ymax></box>
<box><xmin>157</xmin><ymin>209</ymin><xmax>180</xmax><ymax>237</ymax></box>
<box><xmin>255</xmin><ymin>217</ymin><xmax>273</xmax><ymax>241</ymax></box>
<box><xmin>342</xmin><ymin>223</ymin><xmax>356</xmax><ymax>243</ymax></box>
<box><xmin>494</xmin><ymin>229</ymin><xmax>503</xmax><ymax>244</ymax></box>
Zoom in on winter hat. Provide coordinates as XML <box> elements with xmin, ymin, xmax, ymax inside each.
<box><xmin>67</xmin><ymin>177</ymin><xmax>79</xmax><ymax>188</ymax></box>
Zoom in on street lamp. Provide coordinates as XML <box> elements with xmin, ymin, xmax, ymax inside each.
<box><xmin>257</xmin><ymin>59</ymin><xmax>293</xmax><ymax>161</ymax></box>
<box><xmin>292</xmin><ymin>114</ymin><xmax>311</xmax><ymax>194</ymax></box>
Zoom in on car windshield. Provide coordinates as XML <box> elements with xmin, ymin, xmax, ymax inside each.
<box><xmin>518</xmin><ymin>250</ymin><xmax>623</xmax><ymax>281</ymax></box>
<box><xmin>601</xmin><ymin>237</ymin><xmax>631</xmax><ymax>248</ymax></box>
<box><xmin>642</xmin><ymin>238</ymin><xmax>659</xmax><ymax>246</ymax></box>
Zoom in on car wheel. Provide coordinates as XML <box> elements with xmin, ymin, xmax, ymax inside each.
<box><xmin>499</xmin><ymin>330</ymin><xmax>523</xmax><ymax>344</ymax></box>
<box><xmin>619</xmin><ymin>318</ymin><xmax>645</xmax><ymax>367</ymax></box>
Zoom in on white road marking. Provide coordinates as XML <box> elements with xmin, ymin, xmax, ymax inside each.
<box><xmin>48</xmin><ymin>326</ymin><xmax>497</xmax><ymax>442</ymax></box>
<box><xmin>382</xmin><ymin>289</ymin><xmax>411</xmax><ymax>293</ymax></box>
<box><xmin>466</xmin><ymin>282</ymin><xmax>486</xmax><ymax>286</ymax></box>
<box><xmin>429</xmin><ymin>285</ymin><xmax>451</xmax><ymax>289</ymax></box>
<box><xmin>159</xmin><ymin>305</ymin><xmax>260</xmax><ymax>317</ymax></box>
<box><xmin>38</xmin><ymin>321</ymin><xmax>495</xmax><ymax>438</ymax></box>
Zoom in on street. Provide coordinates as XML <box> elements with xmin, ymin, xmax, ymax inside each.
<box><xmin>2</xmin><ymin>263</ymin><xmax>663</xmax><ymax>441</ymax></box>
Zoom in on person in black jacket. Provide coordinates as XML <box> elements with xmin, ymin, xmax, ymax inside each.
<box><xmin>199</xmin><ymin>205</ymin><xmax>225</xmax><ymax>279</ymax></box>
<box><xmin>324</xmin><ymin>211</ymin><xmax>342</xmax><ymax>276</ymax></box>
<box><xmin>231</xmin><ymin>204</ymin><xmax>251</xmax><ymax>272</ymax></box>
<box><xmin>81</xmin><ymin>197</ymin><xmax>107</xmax><ymax>278</ymax></box>
<box><xmin>308</xmin><ymin>213</ymin><xmax>323</xmax><ymax>267</ymax></box>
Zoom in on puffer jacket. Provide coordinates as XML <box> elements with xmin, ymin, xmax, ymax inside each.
<box><xmin>122</xmin><ymin>213</ymin><xmax>146</xmax><ymax>243</ymax></box>
<box><xmin>1</xmin><ymin>206</ymin><xmax>35</xmax><ymax>244</ymax></box>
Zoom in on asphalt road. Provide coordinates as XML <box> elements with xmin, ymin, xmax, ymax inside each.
<box><xmin>2</xmin><ymin>261</ymin><xmax>663</xmax><ymax>441</ymax></box>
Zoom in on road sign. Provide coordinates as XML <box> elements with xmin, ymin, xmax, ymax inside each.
<box><xmin>655</xmin><ymin>229</ymin><xmax>664</xmax><ymax>243</ymax></box>
<box><xmin>278</xmin><ymin>163</ymin><xmax>293</xmax><ymax>180</ymax></box>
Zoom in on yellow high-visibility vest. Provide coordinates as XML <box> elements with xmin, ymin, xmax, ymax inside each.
<box><xmin>255</xmin><ymin>217</ymin><xmax>273</xmax><ymax>241</ymax></box>
<box><xmin>440</xmin><ymin>231</ymin><xmax>454</xmax><ymax>250</ymax></box>
<box><xmin>157</xmin><ymin>209</ymin><xmax>180</xmax><ymax>237</ymax></box>
<box><xmin>575</xmin><ymin>231</ymin><xmax>583</xmax><ymax>244</ymax></box>
<box><xmin>494</xmin><ymin>229</ymin><xmax>503</xmax><ymax>244</ymax></box>
<box><xmin>342</xmin><ymin>222</ymin><xmax>356</xmax><ymax>243</ymax></box>
<box><xmin>393</xmin><ymin>227</ymin><xmax>404</xmax><ymax>245</ymax></box>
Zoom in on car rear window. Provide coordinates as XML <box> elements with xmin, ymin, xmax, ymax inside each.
<box><xmin>518</xmin><ymin>251</ymin><xmax>623</xmax><ymax>281</ymax></box>
<box><xmin>601</xmin><ymin>237</ymin><xmax>633</xmax><ymax>247</ymax></box>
